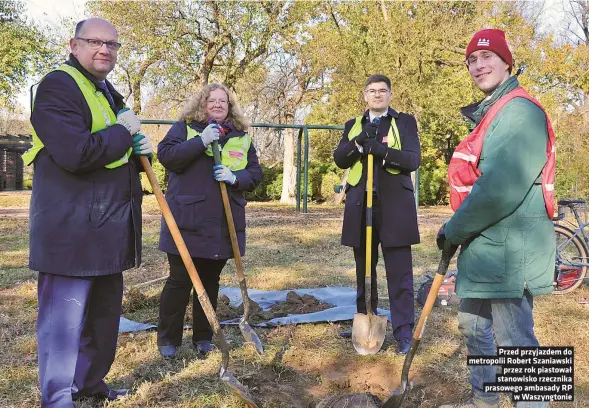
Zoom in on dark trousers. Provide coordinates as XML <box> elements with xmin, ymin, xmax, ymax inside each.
<box><xmin>353</xmin><ymin>194</ymin><xmax>415</xmax><ymax>342</ymax></box>
<box><xmin>37</xmin><ymin>272</ymin><xmax>123</xmax><ymax>408</ymax></box>
<box><xmin>158</xmin><ymin>253</ymin><xmax>226</xmax><ymax>346</ymax></box>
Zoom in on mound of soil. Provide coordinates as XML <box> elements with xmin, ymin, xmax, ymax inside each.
<box><xmin>216</xmin><ymin>291</ymin><xmax>333</xmax><ymax>324</ymax></box>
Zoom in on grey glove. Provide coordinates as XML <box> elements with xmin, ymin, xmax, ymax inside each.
<box><xmin>116</xmin><ymin>108</ymin><xmax>141</xmax><ymax>135</ymax></box>
<box><xmin>132</xmin><ymin>133</ymin><xmax>153</xmax><ymax>156</ymax></box>
<box><xmin>200</xmin><ymin>124</ymin><xmax>220</xmax><ymax>147</ymax></box>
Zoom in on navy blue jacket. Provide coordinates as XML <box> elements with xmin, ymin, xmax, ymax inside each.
<box><xmin>334</xmin><ymin>107</ymin><xmax>421</xmax><ymax>248</ymax></box>
<box><xmin>157</xmin><ymin>120</ymin><xmax>262</xmax><ymax>260</ymax></box>
<box><xmin>28</xmin><ymin>56</ymin><xmax>143</xmax><ymax>276</ymax></box>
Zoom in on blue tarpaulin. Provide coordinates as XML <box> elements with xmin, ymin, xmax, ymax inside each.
<box><xmin>118</xmin><ymin>286</ymin><xmax>391</xmax><ymax>333</ymax></box>
<box><xmin>218</xmin><ymin>286</ymin><xmax>391</xmax><ymax>327</ymax></box>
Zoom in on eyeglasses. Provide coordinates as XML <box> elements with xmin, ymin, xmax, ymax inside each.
<box><xmin>466</xmin><ymin>52</ymin><xmax>496</xmax><ymax>67</ymax></box>
<box><xmin>365</xmin><ymin>89</ymin><xmax>390</xmax><ymax>96</ymax></box>
<box><xmin>76</xmin><ymin>37</ymin><xmax>122</xmax><ymax>51</ymax></box>
<box><xmin>207</xmin><ymin>99</ymin><xmax>228</xmax><ymax>105</ymax></box>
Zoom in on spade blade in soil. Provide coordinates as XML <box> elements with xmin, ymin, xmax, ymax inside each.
<box><xmin>239</xmin><ymin>318</ymin><xmax>264</xmax><ymax>355</ymax></box>
<box><xmin>220</xmin><ymin>368</ymin><xmax>259</xmax><ymax>408</ymax></box>
<box><xmin>381</xmin><ymin>389</ymin><xmax>405</xmax><ymax>408</ymax></box>
<box><xmin>383</xmin><ymin>245</ymin><xmax>456</xmax><ymax>408</ymax></box>
<box><xmin>351</xmin><ymin>312</ymin><xmax>387</xmax><ymax>355</ymax></box>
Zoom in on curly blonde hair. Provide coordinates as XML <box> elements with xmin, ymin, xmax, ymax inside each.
<box><xmin>178</xmin><ymin>83</ymin><xmax>249</xmax><ymax>131</ymax></box>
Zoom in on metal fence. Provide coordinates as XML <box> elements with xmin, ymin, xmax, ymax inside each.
<box><xmin>3</xmin><ymin>123</ymin><xmax>420</xmax><ymax>212</ymax></box>
<box><xmin>141</xmin><ymin>120</ymin><xmax>351</xmax><ymax>213</ymax></box>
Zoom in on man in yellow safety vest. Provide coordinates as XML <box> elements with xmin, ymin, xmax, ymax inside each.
<box><xmin>333</xmin><ymin>74</ymin><xmax>421</xmax><ymax>355</ymax></box>
<box><xmin>25</xmin><ymin>18</ymin><xmax>152</xmax><ymax>407</ymax></box>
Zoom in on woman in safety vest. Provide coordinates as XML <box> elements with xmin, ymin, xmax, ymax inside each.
<box><xmin>156</xmin><ymin>83</ymin><xmax>263</xmax><ymax>359</ymax></box>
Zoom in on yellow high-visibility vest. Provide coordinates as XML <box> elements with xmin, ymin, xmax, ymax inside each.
<box><xmin>186</xmin><ymin>123</ymin><xmax>251</xmax><ymax>171</ymax></box>
<box><xmin>22</xmin><ymin>64</ymin><xmax>132</xmax><ymax>168</ymax></box>
<box><xmin>347</xmin><ymin>116</ymin><xmax>402</xmax><ymax>186</ymax></box>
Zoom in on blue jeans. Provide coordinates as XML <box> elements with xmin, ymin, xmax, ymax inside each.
<box><xmin>458</xmin><ymin>294</ymin><xmax>548</xmax><ymax>408</ymax></box>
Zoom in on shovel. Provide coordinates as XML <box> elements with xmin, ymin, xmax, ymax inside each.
<box><xmin>139</xmin><ymin>156</ymin><xmax>259</xmax><ymax>408</ymax></box>
<box><xmin>382</xmin><ymin>242</ymin><xmax>457</xmax><ymax>408</ymax></box>
<box><xmin>351</xmin><ymin>152</ymin><xmax>388</xmax><ymax>355</ymax></box>
<box><xmin>212</xmin><ymin>141</ymin><xmax>264</xmax><ymax>355</ymax></box>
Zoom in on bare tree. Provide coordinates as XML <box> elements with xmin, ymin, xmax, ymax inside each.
<box><xmin>563</xmin><ymin>0</ymin><xmax>589</xmax><ymax>44</ymax></box>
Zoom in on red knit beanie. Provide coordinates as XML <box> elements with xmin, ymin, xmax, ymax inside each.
<box><xmin>466</xmin><ymin>29</ymin><xmax>513</xmax><ymax>68</ymax></box>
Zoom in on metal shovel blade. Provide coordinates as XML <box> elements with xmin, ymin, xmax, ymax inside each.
<box><xmin>381</xmin><ymin>339</ymin><xmax>419</xmax><ymax>408</ymax></box>
<box><xmin>239</xmin><ymin>317</ymin><xmax>264</xmax><ymax>355</ymax></box>
<box><xmin>351</xmin><ymin>312</ymin><xmax>388</xmax><ymax>355</ymax></box>
<box><xmin>220</xmin><ymin>368</ymin><xmax>259</xmax><ymax>408</ymax></box>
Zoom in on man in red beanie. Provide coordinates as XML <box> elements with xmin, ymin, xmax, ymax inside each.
<box><xmin>437</xmin><ymin>28</ymin><xmax>555</xmax><ymax>408</ymax></box>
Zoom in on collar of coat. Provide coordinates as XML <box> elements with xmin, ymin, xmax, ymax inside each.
<box><xmin>66</xmin><ymin>54</ymin><xmax>125</xmax><ymax>111</ymax></box>
<box><xmin>460</xmin><ymin>76</ymin><xmax>520</xmax><ymax>128</ymax></box>
<box><xmin>362</xmin><ymin>106</ymin><xmax>399</xmax><ymax>120</ymax></box>
<box><xmin>190</xmin><ymin>120</ymin><xmax>247</xmax><ymax>140</ymax></box>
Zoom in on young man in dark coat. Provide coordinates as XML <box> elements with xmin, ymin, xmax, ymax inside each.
<box><xmin>334</xmin><ymin>74</ymin><xmax>421</xmax><ymax>355</ymax></box>
<box><xmin>25</xmin><ymin>18</ymin><xmax>151</xmax><ymax>407</ymax></box>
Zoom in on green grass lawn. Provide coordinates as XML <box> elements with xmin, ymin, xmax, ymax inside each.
<box><xmin>1</xmin><ymin>192</ymin><xmax>588</xmax><ymax>407</ymax></box>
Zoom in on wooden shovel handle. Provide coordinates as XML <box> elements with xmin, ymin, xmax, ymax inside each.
<box><xmin>212</xmin><ymin>142</ymin><xmax>246</xmax><ymax>282</ymax></box>
<box><xmin>139</xmin><ymin>156</ymin><xmax>217</xmax><ymax>327</ymax></box>
<box><xmin>365</xmin><ymin>153</ymin><xmax>374</xmax><ymax>312</ymax></box>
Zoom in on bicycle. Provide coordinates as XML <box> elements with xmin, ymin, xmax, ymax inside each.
<box><xmin>553</xmin><ymin>198</ymin><xmax>589</xmax><ymax>294</ymax></box>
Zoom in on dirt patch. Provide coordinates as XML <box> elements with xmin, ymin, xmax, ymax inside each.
<box><xmin>308</xmin><ymin>359</ymin><xmax>401</xmax><ymax>400</ymax></box>
<box><xmin>285</xmin><ymin>355</ymin><xmax>466</xmax><ymax>408</ymax></box>
<box><xmin>216</xmin><ymin>291</ymin><xmax>333</xmax><ymax>324</ymax></box>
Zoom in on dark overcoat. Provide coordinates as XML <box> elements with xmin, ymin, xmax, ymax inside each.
<box><xmin>333</xmin><ymin>107</ymin><xmax>421</xmax><ymax>248</ymax></box>
<box><xmin>157</xmin><ymin>120</ymin><xmax>262</xmax><ymax>260</ymax></box>
<box><xmin>29</xmin><ymin>56</ymin><xmax>143</xmax><ymax>276</ymax></box>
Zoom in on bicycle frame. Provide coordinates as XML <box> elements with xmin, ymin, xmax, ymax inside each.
<box><xmin>555</xmin><ymin>204</ymin><xmax>589</xmax><ymax>267</ymax></box>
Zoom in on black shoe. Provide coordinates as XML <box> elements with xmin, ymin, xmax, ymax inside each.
<box><xmin>193</xmin><ymin>340</ymin><xmax>214</xmax><ymax>355</ymax></box>
<box><xmin>339</xmin><ymin>329</ymin><xmax>352</xmax><ymax>338</ymax></box>
<box><xmin>158</xmin><ymin>344</ymin><xmax>177</xmax><ymax>359</ymax></box>
<box><xmin>100</xmin><ymin>389</ymin><xmax>129</xmax><ymax>401</ymax></box>
<box><xmin>395</xmin><ymin>339</ymin><xmax>411</xmax><ymax>355</ymax></box>
<box><xmin>73</xmin><ymin>388</ymin><xmax>129</xmax><ymax>401</ymax></box>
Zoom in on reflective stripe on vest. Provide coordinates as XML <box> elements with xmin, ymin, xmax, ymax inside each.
<box><xmin>447</xmin><ymin>87</ymin><xmax>556</xmax><ymax>217</ymax></box>
<box><xmin>347</xmin><ymin>116</ymin><xmax>402</xmax><ymax>186</ymax></box>
<box><xmin>22</xmin><ymin>64</ymin><xmax>132</xmax><ymax>168</ymax></box>
<box><xmin>186</xmin><ymin>124</ymin><xmax>251</xmax><ymax>171</ymax></box>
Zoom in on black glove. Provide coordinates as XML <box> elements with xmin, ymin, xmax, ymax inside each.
<box><xmin>356</xmin><ymin>122</ymin><xmax>378</xmax><ymax>144</ymax></box>
<box><xmin>361</xmin><ymin>138</ymin><xmax>388</xmax><ymax>159</ymax></box>
<box><xmin>436</xmin><ymin>222</ymin><xmax>447</xmax><ymax>250</ymax></box>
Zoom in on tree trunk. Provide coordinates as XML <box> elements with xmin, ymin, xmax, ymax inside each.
<box><xmin>280</xmin><ymin>127</ymin><xmax>297</xmax><ymax>204</ymax></box>
<box><xmin>132</xmin><ymin>80</ymin><xmax>141</xmax><ymax>114</ymax></box>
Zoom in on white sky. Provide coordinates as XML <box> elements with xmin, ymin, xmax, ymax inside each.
<box><xmin>17</xmin><ymin>0</ymin><xmax>87</xmax><ymax>112</ymax></box>
<box><xmin>26</xmin><ymin>0</ymin><xmax>86</xmax><ymax>26</ymax></box>
<box><xmin>16</xmin><ymin>0</ymin><xmax>572</xmax><ymax>113</ymax></box>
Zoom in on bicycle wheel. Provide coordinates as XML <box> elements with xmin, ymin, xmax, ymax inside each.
<box><xmin>554</xmin><ymin>224</ymin><xmax>588</xmax><ymax>294</ymax></box>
